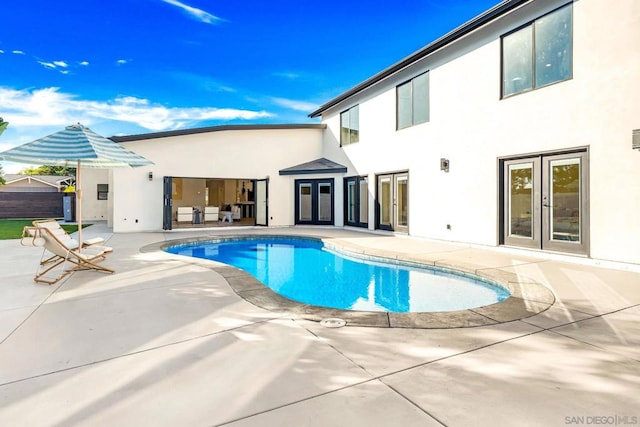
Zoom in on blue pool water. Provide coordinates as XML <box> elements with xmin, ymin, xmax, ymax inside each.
<box><xmin>165</xmin><ymin>237</ymin><xmax>510</xmax><ymax>313</ymax></box>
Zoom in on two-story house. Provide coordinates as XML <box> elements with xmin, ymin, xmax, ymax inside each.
<box><xmin>87</xmin><ymin>0</ymin><xmax>639</xmax><ymax>266</ymax></box>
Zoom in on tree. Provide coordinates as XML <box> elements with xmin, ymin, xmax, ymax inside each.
<box><xmin>0</xmin><ymin>165</ymin><xmax>5</xmax><ymax>185</ymax></box>
<box><xmin>20</xmin><ymin>165</ymin><xmax>76</xmax><ymax>177</ymax></box>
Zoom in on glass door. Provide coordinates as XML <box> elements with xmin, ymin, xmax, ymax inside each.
<box><xmin>344</xmin><ymin>176</ymin><xmax>368</xmax><ymax>228</ymax></box>
<box><xmin>255</xmin><ymin>178</ymin><xmax>268</xmax><ymax>226</ymax></box>
<box><xmin>542</xmin><ymin>152</ymin><xmax>588</xmax><ymax>254</ymax></box>
<box><xmin>294</xmin><ymin>179</ymin><xmax>334</xmax><ymax>225</ymax></box>
<box><xmin>346</xmin><ymin>179</ymin><xmax>356</xmax><ymax>224</ymax></box>
<box><xmin>298</xmin><ymin>183</ymin><xmax>312</xmax><ymax>222</ymax></box>
<box><xmin>502</xmin><ymin>151</ymin><xmax>588</xmax><ymax>255</ymax></box>
<box><xmin>504</xmin><ymin>159</ymin><xmax>540</xmax><ymax>249</ymax></box>
<box><xmin>377</xmin><ymin>172</ymin><xmax>409</xmax><ymax>233</ymax></box>
<box><xmin>395</xmin><ymin>173</ymin><xmax>409</xmax><ymax>233</ymax></box>
<box><xmin>378</xmin><ymin>175</ymin><xmax>393</xmax><ymax>230</ymax></box>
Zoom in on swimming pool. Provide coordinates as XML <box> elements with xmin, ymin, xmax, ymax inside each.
<box><xmin>165</xmin><ymin>237</ymin><xmax>510</xmax><ymax>313</ymax></box>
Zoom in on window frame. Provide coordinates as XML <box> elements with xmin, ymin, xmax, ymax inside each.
<box><xmin>340</xmin><ymin>105</ymin><xmax>360</xmax><ymax>147</ymax></box>
<box><xmin>396</xmin><ymin>72</ymin><xmax>430</xmax><ymax>130</ymax></box>
<box><xmin>97</xmin><ymin>183</ymin><xmax>109</xmax><ymax>200</ymax></box>
<box><xmin>294</xmin><ymin>178</ymin><xmax>334</xmax><ymax>225</ymax></box>
<box><xmin>344</xmin><ymin>175</ymin><xmax>368</xmax><ymax>228</ymax></box>
<box><xmin>501</xmin><ymin>3</ymin><xmax>573</xmax><ymax>98</ymax></box>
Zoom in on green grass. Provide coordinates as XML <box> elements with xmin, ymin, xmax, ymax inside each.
<box><xmin>0</xmin><ymin>219</ymin><xmax>90</xmax><ymax>240</ymax></box>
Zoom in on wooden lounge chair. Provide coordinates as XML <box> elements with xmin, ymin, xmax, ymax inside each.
<box><xmin>21</xmin><ymin>223</ymin><xmax>114</xmax><ymax>285</ymax></box>
<box><xmin>32</xmin><ymin>219</ymin><xmax>107</xmax><ymax>248</ymax></box>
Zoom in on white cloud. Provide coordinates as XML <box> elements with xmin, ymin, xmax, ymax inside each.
<box><xmin>12</xmin><ymin>50</ymin><xmax>25</xmax><ymax>55</ymax></box>
<box><xmin>38</xmin><ymin>61</ymin><xmax>57</xmax><ymax>70</ymax></box>
<box><xmin>116</xmin><ymin>59</ymin><xmax>129</xmax><ymax>65</ymax></box>
<box><xmin>80</xmin><ymin>61</ymin><xmax>89</xmax><ymax>66</ymax></box>
<box><xmin>0</xmin><ymin>50</ymin><xmax>4</xmax><ymax>54</ymax></box>
<box><xmin>0</xmin><ymin>87</ymin><xmax>274</xmax><ymax>133</ymax></box>
<box><xmin>270</xmin><ymin>97</ymin><xmax>318</xmax><ymax>112</ymax></box>
<box><xmin>37</xmin><ymin>59</ymin><xmax>74</xmax><ymax>74</ymax></box>
<box><xmin>160</xmin><ymin>0</ymin><xmax>223</xmax><ymax>25</ymax></box>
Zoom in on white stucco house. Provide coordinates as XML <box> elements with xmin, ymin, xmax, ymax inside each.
<box><xmin>83</xmin><ymin>0</ymin><xmax>640</xmax><ymax>266</ymax></box>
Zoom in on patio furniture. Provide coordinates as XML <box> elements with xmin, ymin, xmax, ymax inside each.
<box><xmin>32</xmin><ymin>219</ymin><xmax>107</xmax><ymax>249</ymax></box>
<box><xmin>177</xmin><ymin>207</ymin><xmax>193</xmax><ymax>223</ymax></box>
<box><xmin>204</xmin><ymin>206</ymin><xmax>219</xmax><ymax>223</ymax></box>
<box><xmin>21</xmin><ymin>224</ymin><xmax>114</xmax><ymax>285</ymax></box>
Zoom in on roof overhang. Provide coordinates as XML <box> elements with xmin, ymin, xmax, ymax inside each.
<box><xmin>110</xmin><ymin>123</ymin><xmax>326</xmax><ymax>143</ymax></box>
<box><xmin>309</xmin><ymin>0</ymin><xmax>532</xmax><ymax>118</ymax></box>
<box><xmin>279</xmin><ymin>157</ymin><xmax>347</xmax><ymax>176</ymax></box>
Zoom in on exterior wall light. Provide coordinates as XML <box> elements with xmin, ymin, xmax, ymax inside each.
<box><xmin>148</xmin><ymin>171</ymin><xmax>153</xmax><ymax>181</ymax></box>
<box><xmin>440</xmin><ymin>158</ymin><xmax>450</xmax><ymax>172</ymax></box>
<box><xmin>633</xmin><ymin>129</ymin><xmax>640</xmax><ymax>150</ymax></box>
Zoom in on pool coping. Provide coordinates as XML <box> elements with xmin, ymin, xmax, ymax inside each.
<box><xmin>141</xmin><ymin>234</ymin><xmax>555</xmax><ymax>329</ymax></box>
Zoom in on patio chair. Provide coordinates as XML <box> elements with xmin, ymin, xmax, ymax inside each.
<box><xmin>204</xmin><ymin>206</ymin><xmax>219</xmax><ymax>224</ymax></box>
<box><xmin>21</xmin><ymin>224</ymin><xmax>114</xmax><ymax>285</ymax></box>
<box><xmin>176</xmin><ymin>207</ymin><xmax>193</xmax><ymax>223</ymax></box>
<box><xmin>32</xmin><ymin>219</ymin><xmax>107</xmax><ymax>249</ymax></box>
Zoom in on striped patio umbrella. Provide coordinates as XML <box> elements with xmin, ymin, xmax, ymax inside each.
<box><xmin>0</xmin><ymin>123</ymin><xmax>153</xmax><ymax>247</ymax></box>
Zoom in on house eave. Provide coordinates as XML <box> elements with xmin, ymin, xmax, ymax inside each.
<box><xmin>308</xmin><ymin>0</ymin><xmax>532</xmax><ymax>118</ymax></box>
<box><xmin>110</xmin><ymin>123</ymin><xmax>326</xmax><ymax>143</ymax></box>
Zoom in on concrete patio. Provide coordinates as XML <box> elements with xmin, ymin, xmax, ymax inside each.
<box><xmin>1</xmin><ymin>223</ymin><xmax>638</xmax><ymax>426</ymax></box>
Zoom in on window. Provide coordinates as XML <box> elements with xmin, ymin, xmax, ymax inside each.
<box><xmin>97</xmin><ymin>184</ymin><xmax>108</xmax><ymax>200</ymax></box>
<box><xmin>502</xmin><ymin>4</ymin><xmax>572</xmax><ymax>97</ymax></box>
<box><xmin>340</xmin><ymin>105</ymin><xmax>359</xmax><ymax>146</ymax></box>
<box><xmin>397</xmin><ymin>72</ymin><xmax>429</xmax><ymax>130</ymax></box>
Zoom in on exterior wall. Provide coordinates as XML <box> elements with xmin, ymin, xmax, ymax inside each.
<box><xmin>107</xmin><ymin>127</ymin><xmax>324</xmax><ymax>232</ymax></box>
<box><xmin>79</xmin><ymin>169</ymin><xmax>110</xmax><ymax>221</ymax></box>
<box><xmin>320</xmin><ymin>0</ymin><xmax>640</xmax><ymax>265</ymax></box>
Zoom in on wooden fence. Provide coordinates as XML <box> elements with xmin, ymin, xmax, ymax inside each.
<box><xmin>0</xmin><ymin>192</ymin><xmax>67</xmax><ymax>219</ymax></box>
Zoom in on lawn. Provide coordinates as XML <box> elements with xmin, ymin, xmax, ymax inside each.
<box><xmin>0</xmin><ymin>219</ymin><xmax>89</xmax><ymax>240</ymax></box>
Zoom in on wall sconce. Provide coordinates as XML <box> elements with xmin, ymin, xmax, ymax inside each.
<box><xmin>440</xmin><ymin>158</ymin><xmax>450</xmax><ymax>173</ymax></box>
<box><xmin>633</xmin><ymin>129</ymin><xmax>640</xmax><ymax>150</ymax></box>
<box><xmin>148</xmin><ymin>171</ymin><xmax>153</xmax><ymax>181</ymax></box>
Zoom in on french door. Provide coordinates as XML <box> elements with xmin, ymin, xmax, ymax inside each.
<box><xmin>502</xmin><ymin>151</ymin><xmax>588</xmax><ymax>254</ymax></box>
<box><xmin>377</xmin><ymin>172</ymin><xmax>408</xmax><ymax>233</ymax></box>
<box><xmin>345</xmin><ymin>176</ymin><xmax>368</xmax><ymax>228</ymax></box>
<box><xmin>295</xmin><ymin>179</ymin><xmax>334</xmax><ymax>225</ymax></box>
<box><xmin>254</xmin><ymin>178</ymin><xmax>268</xmax><ymax>226</ymax></box>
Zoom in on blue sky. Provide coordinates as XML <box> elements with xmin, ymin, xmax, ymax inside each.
<box><xmin>0</xmin><ymin>0</ymin><xmax>498</xmax><ymax>172</ymax></box>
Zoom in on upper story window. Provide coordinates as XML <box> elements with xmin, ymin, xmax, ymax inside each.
<box><xmin>340</xmin><ymin>105</ymin><xmax>359</xmax><ymax>146</ymax></box>
<box><xmin>502</xmin><ymin>4</ymin><xmax>573</xmax><ymax>97</ymax></box>
<box><xmin>397</xmin><ymin>72</ymin><xmax>429</xmax><ymax>130</ymax></box>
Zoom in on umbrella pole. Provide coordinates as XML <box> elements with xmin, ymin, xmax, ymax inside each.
<box><xmin>77</xmin><ymin>160</ymin><xmax>82</xmax><ymax>252</ymax></box>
